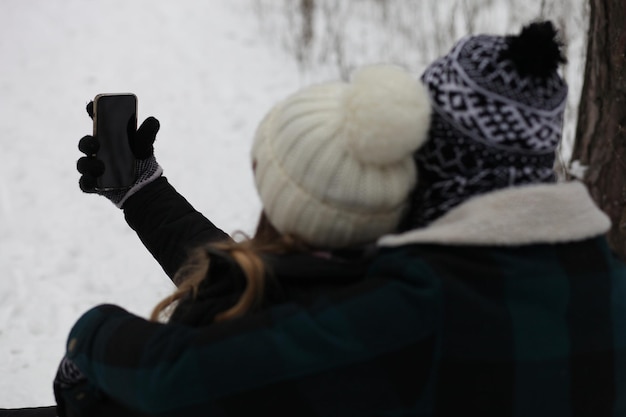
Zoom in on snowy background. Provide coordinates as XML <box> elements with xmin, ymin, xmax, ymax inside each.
<box><xmin>0</xmin><ymin>0</ymin><xmax>587</xmax><ymax>407</ymax></box>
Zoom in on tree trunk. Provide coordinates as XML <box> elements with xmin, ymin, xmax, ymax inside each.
<box><xmin>571</xmin><ymin>0</ymin><xmax>626</xmax><ymax>258</ymax></box>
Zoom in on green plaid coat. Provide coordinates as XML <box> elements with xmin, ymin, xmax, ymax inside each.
<box><xmin>57</xmin><ymin>179</ymin><xmax>626</xmax><ymax>416</ymax></box>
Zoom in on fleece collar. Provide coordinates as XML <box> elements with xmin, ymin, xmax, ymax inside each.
<box><xmin>379</xmin><ymin>181</ymin><xmax>610</xmax><ymax>247</ymax></box>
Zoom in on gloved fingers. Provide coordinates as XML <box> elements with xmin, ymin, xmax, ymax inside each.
<box><xmin>78</xmin><ymin>135</ymin><xmax>99</xmax><ymax>155</ymax></box>
<box><xmin>131</xmin><ymin>116</ymin><xmax>160</xmax><ymax>159</ymax></box>
<box><xmin>86</xmin><ymin>101</ymin><xmax>94</xmax><ymax>119</ymax></box>
<box><xmin>77</xmin><ymin>156</ymin><xmax>105</xmax><ymax>176</ymax></box>
<box><xmin>79</xmin><ymin>174</ymin><xmax>98</xmax><ymax>193</ymax></box>
<box><xmin>79</xmin><ymin>103</ymin><xmax>98</xmax><ymax>194</ymax></box>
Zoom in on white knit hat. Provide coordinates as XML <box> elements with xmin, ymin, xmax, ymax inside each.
<box><xmin>252</xmin><ymin>65</ymin><xmax>432</xmax><ymax>248</ymax></box>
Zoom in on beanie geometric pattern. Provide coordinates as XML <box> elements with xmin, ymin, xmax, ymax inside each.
<box><xmin>404</xmin><ymin>26</ymin><xmax>568</xmax><ymax>228</ymax></box>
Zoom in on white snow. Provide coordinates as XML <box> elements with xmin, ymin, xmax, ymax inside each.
<box><xmin>0</xmin><ymin>0</ymin><xmax>586</xmax><ymax>407</ymax></box>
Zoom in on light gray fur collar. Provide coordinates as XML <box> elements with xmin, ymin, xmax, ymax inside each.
<box><xmin>379</xmin><ymin>181</ymin><xmax>610</xmax><ymax>247</ymax></box>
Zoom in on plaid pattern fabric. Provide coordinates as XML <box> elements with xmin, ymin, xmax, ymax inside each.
<box><xmin>378</xmin><ymin>239</ymin><xmax>626</xmax><ymax>416</ymax></box>
<box><xmin>59</xmin><ymin>236</ymin><xmax>626</xmax><ymax>416</ymax></box>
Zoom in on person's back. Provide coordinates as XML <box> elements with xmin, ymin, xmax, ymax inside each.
<box><xmin>365</xmin><ymin>21</ymin><xmax>626</xmax><ymax>416</ymax></box>
<box><xmin>373</xmin><ymin>235</ymin><xmax>626</xmax><ymax>415</ymax></box>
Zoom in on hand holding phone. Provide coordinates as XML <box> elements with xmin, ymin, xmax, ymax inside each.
<box><xmin>77</xmin><ymin>94</ymin><xmax>163</xmax><ymax>207</ymax></box>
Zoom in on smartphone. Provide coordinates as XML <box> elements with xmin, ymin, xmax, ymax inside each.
<box><xmin>92</xmin><ymin>93</ymin><xmax>138</xmax><ymax>190</ymax></box>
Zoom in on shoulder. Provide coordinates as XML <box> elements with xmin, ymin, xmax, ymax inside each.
<box><xmin>379</xmin><ymin>182</ymin><xmax>610</xmax><ymax>247</ymax></box>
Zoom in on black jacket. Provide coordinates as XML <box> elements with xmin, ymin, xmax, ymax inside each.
<box><xmin>123</xmin><ymin>177</ymin><xmax>371</xmax><ymax>326</ymax></box>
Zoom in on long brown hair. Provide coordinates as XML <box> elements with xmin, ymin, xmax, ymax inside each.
<box><xmin>150</xmin><ymin>213</ymin><xmax>305</xmax><ymax>323</ymax></box>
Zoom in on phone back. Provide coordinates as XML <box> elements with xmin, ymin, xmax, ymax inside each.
<box><xmin>93</xmin><ymin>94</ymin><xmax>138</xmax><ymax>190</ymax></box>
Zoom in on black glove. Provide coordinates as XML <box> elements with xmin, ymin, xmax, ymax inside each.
<box><xmin>53</xmin><ymin>356</ymin><xmax>90</xmax><ymax>417</ymax></box>
<box><xmin>53</xmin><ymin>356</ymin><xmax>149</xmax><ymax>417</ymax></box>
<box><xmin>77</xmin><ymin>102</ymin><xmax>163</xmax><ymax>208</ymax></box>
<box><xmin>54</xmin><ymin>356</ymin><xmax>86</xmax><ymax>389</ymax></box>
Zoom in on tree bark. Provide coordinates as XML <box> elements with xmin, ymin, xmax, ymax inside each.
<box><xmin>571</xmin><ymin>0</ymin><xmax>626</xmax><ymax>258</ymax></box>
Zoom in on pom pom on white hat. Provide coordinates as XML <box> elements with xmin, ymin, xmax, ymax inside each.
<box><xmin>252</xmin><ymin>64</ymin><xmax>432</xmax><ymax>248</ymax></box>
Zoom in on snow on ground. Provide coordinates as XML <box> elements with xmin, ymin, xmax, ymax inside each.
<box><xmin>0</xmin><ymin>0</ymin><xmax>301</xmax><ymax>406</ymax></box>
<box><xmin>0</xmin><ymin>0</ymin><xmax>585</xmax><ymax>408</ymax></box>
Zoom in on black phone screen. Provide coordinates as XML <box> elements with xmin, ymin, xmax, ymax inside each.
<box><xmin>93</xmin><ymin>94</ymin><xmax>138</xmax><ymax>190</ymax></box>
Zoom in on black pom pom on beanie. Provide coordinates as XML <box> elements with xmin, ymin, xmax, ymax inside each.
<box><xmin>501</xmin><ymin>20</ymin><xmax>567</xmax><ymax>78</ymax></box>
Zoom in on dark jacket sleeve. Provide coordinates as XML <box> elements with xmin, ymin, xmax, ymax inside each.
<box><xmin>61</xmin><ymin>270</ymin><xmax>438</xmax><ymax>417</ymax></box>
<box><xmin>122</xmin><ymin>177</ymin><xmax>231</xmax><ymax>280</ymax></box>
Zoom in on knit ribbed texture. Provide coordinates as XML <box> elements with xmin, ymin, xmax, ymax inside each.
<box><xmin>252</xmin><ymin>65</ymin><xmax>431</xmax><ymax>248</ymax></box>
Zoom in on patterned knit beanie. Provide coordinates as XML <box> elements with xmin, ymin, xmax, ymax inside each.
<box><xmin>252</xmin><ymin>65</ymin><xmax>432</xmax><ymax>248</ymax></box>
<box><xmin>404</xmin><ymin>21</ymin><xmax>568</xmax><ymax>229</ymax></box>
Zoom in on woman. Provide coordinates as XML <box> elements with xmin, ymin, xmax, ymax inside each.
<box><xmin>52</xmin><ymin>63</ymin><xmax>432</xmax><ymax>416</ymax></box>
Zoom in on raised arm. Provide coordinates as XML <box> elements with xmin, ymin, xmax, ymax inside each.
<box><xmin>122</xmin><ymin>176</ymin><xmax>229</xmax><ymax>279</ymax></box>
<box><xmin>76</xmin><ymin>102</ymin><xmax>230</xmax><ymax>280</ymax></box>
